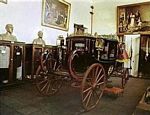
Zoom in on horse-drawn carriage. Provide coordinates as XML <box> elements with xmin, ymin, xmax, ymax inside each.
<box><xmin>35</xmin><ymin>33</ymin><xmax>129</xmax><ymax>111</ymax></box>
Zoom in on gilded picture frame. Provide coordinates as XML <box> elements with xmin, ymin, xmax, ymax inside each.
<box><xmin>42</xmin><ymin>0</ymin><xmax>71</xmax><ymax>31</ymax></box>
<box><xmin>117</xmin><ymin>2</ymin><xmax>150</xmax><ymax>34</ymax></box>
<box><xmin>0</xmin><ymin>0</ymin><xmax>7</xmax><ymax>4</ymax></box>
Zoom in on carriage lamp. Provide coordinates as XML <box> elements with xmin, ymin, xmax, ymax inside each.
<box><xmin>56</xmin><ymin>35</ymin><xmax>64</xmax><ymax>46</ymax></box>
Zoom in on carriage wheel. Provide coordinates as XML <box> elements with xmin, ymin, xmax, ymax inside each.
<box><xmin>35</xmin><ymin>56</ymin><xmax>62</xmax><ymax>96</ymax></box>
<box><xmin>121</xmin><ymin>68</ymin><xmax>129</xmax><ymax>88</ymax></box>
<box><xmin>81</xmin><ymin>63</ymin><xmax>106</xmax><ymax>111</ymax></box>
<box><xmin>107</xmin><ymin>65</ymin><xmax>114</xmax><ymax>77</ymax></box>
<box><xmin>68</xmin><ymin>50</ymin><xmax>83</xmax><ymax>81</ymax></box>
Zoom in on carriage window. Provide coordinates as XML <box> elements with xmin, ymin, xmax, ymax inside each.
<box><xmin>100</xmin><ymin>42</ymin><xmax>109</xmax><ymax>60</ymax></box>
<box><xmin>75</xmin><ymin>43</ymin><xmax>85</xmax><ymax>48</ymax></box>
<box><xmin>109</xmin><ymin>49</ymin><xmax>115</xmax><ymax>58</ymax></box>
<box><xmin>100</xmin><ymin>41</ymin><xmax>117</xmax><ymax>60</ymax></box>
<box><xmin>109</xmin><ymin>44</ymin><xmax>116</xmax><ymax>59</ymax></box>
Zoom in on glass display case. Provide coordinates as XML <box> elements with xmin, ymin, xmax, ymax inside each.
<box><xmin>0</xmin><ymin>40</ymin><xmax>25</xmax><ymax>87</ymax></box>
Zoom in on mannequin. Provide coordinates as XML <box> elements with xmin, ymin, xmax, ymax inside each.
<box><xmin>32</xmin><ymin>31</ymin><xmax>46</xmax><ymax>47</ymax></box>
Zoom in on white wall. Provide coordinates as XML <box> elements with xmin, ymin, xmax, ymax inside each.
<box><xmin>0</xmin><ymin>0</ymin><xmax>91</xmax><ymax>45</ymax></box>
<box><xmin>0</xmin><ymin>0</ymin><xmax>150</xmax><ymax>45</ymax></box>
<box><xmin>93</xmin><ymin>0</ymin><xmax>150</xmax><ymax>35</ymax></box>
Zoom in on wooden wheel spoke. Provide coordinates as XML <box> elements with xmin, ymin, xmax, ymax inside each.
<box><xmin>95</xmin><ymin>68</ymin><xmax>102</xmax><ymax>81</ymax></box>
<box><xmin>85</xmin><ymin>91</ymin><xmax>93</xmax><ymax>107</ymax></box>
<box><xmin>97</xmin><ymin>81</ymin><xmax>105</xmax><ymax>86</ymax></box>
<box><xmin>83</xmin><ymin>86</ymin><xmax>92</xmax><ymax>93</ymax></box>
<box><xmin>96</xmin><ymin>74</ymin><xmax>104</xmax><ymax>84</ymax></box>
<box><xmin>37</xmin><ymin>78</ymin><xmax>48</xmax><ymax>85</ymax></box>
<box><xmin>40</xmin><ymin>80</ymin><xmax>49</xmax><ymax>92</ymax></box>
<box><xmin>83</xmin><ymin>90</ymin><xmax>92</xmax><ymax>102</ymax></box>
<box><xmin>46</xmin><ymin>81</ymin><xmax>51</xmax><ymax>94</ymax></box>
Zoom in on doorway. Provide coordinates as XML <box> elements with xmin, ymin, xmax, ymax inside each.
<box><xmin>139</xmin><ymin>35</ymin><xmax>150</xmax><ymax>78</ymax></box>
<box><xmin>124</xmin><ymin>35</ymin><xmax>140</xmax><ymax>77</ymax></box>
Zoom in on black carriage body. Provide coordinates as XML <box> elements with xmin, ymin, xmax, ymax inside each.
<box><xmin>66</xmin><ymin>36</ymin><xmax>118</xmax><ymax>77</ymax></box>
<box><xmin>66</xmin><ymin>35</ymin><xmax>118</xmax><ymax>69</ymax></box>
<box><xmin>66</xmin><ymin>35</ymin><xmax>96</xmax><ymax>54</ymax></box>
<box><xmin>66</xmin><ymin>35</ymin><xmax>97</xmax><ymax>72</ymax></box>
<box><xmin>96</xmin><ymin>38</ymin><xmax>118</xmax><ymax>77</ymax></box>
<box><xmin>96</xmin><ymin>38</ymin><xmax>118</xmax><ymax>68</ymax></box>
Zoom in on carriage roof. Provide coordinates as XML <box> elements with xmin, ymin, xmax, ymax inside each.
<box><xmin>66</xmin><ymin>34</ymin><xmax>118</xmax><ymax>43</ymax></box>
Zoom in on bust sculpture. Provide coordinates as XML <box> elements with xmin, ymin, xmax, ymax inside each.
<box><xmin>32</xmin><ymin>31</ymin><xmax>46</xmax><ymax>47</ymax></box>
<box><xmin>0</xmin><ymin>24</ymin><xmax>17</xmax><ymax>42</ymax></box>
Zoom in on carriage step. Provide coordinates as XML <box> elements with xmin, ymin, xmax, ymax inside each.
<box><xmin>104</xmin><ymin>87</ymin><xmax>124</xmax><ymax>95</ymax></box>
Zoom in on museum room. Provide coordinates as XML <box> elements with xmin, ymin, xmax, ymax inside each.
<box><xmin>0</xmin><ymin>0</ymin><xmax>150</xmax><ymax>115</ymax></box>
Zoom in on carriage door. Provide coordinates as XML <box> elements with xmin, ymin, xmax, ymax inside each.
<box><xmin>124</xmin><ymin>35</ymin><xmax>140</xmax><ymax>77</ymax></box>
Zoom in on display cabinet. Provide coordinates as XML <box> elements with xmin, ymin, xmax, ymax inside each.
<box><xmin>25</xmin><ymin>44</ymin><xmax>55</xmax><ymax>79</ymax></box>
<box><xmin>0</xmin><ymin>40</ymin><xmax>25</xmax><ymax>87</ymax></box>
<box><xmin>25</xmin><ymin>44</ymin><xmax>43</xmax><ymax>79</ymax></box>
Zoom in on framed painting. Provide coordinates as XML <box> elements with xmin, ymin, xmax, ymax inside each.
<box><xmin>0</xmin><ymin>0</ymin><xmax>7</xmax><ymax>4</ymax></box>
<box><xmin>42</xmin><ymin>0</ymin><xmax>71</xmax><ymax>31</ymax></box>
<box><xmin>117</xmin><ymin>2</ymin><xmax>150</xmax><ymax>35</ymax></box>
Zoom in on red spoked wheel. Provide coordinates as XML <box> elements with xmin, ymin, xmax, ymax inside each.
<box><xmin>121</xmin><ymin>68</ymin><xmax>129</xmax><ymax>88</ymax></box>
<box><xmin>81</xmin><ymin>63</ymin><xmax>106</xmax><ymax>111</ymax></box>
<box><xmin>68</xmin><ymin>50</ymin><xmax>84</xmax><ymax>81</ymax></box>
<box><xmin>35</xmin><ymin>53</ymin><xmax>62</xmax><ymax>96</ymax></box>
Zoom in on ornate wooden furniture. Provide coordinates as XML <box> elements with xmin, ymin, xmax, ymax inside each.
<box><xmin>0</xmin><ymin>40</ymin><xmax>25</xmax><ymax>87</ymax></box>
<box><xmin>25</xmin><ymin>44</ymin><xmax>55</xmax><ymax>79</ymax></box>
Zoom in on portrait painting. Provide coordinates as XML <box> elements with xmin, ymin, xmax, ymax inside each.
<box><xmin>0</xmin><ymin>0</ymin><xmax>7</xmax><ymax>4</ymax></box>
<box><xmin>42</xmin><ymin>0</ymin><xmax>71</xmax><ymax>31</ymax></box>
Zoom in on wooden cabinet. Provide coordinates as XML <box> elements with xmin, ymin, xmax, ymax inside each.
<box><xmin>25</xmin><ymin>44</ymin><xmax>43</xmax><ymax>79</ymax></box>
<box><xmin>0</xmin><ymin>41</ymin><xmax>25</xmax><ymax>87</ymax></box>
<box><xmin>25</xmin><ymin>44</ymin><xmax>55</xmax><ymax>79</ymax></box>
